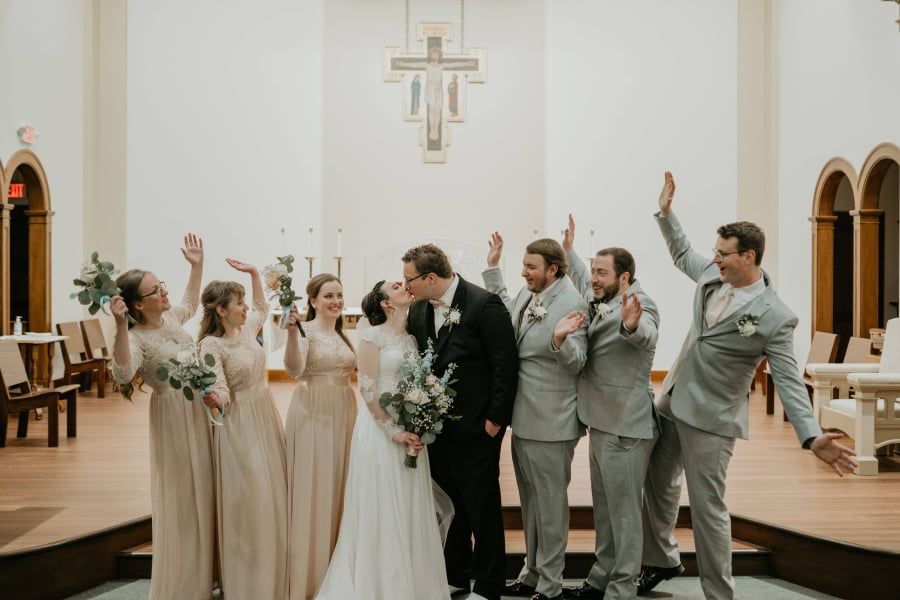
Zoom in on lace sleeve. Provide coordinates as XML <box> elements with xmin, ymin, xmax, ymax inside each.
<box><xmin>170</xmin><ymin>289</ymin><xmax>200</xmax><ymax>324</ymax></box>
<box><xmin>199</xmin><ymin>337</ymin><xmax>231</xmax><ymax>408</ymax></box>
<box><xmin>358</xmin><ymin>334</ymin><xmax>403</xmax><ymax>441</ymax></box>
<box><xmin>284</xmin><ymin>334</ymin><xmax>309</xmax><ymax>379</ymax></box>
<box><xmin>244</xmin><ymin>299</ymin><xmax>270</xmax><ymax>343</ymax></box>
<box><xmin>111</xmin><ymin>330</ymin><xmax>143</xmax><ymax>384</ymax></box>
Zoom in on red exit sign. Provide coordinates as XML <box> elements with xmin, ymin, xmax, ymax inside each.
<box><xmin>8</xmin><ymin>183</ymin><xmax>24</xmax><ymax>199</ymax></box>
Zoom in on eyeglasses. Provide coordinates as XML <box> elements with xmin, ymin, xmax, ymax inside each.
<box><xmin>404</xmin><ymin>273</ymin><xmax>428</xmax><ymax>285</ymax></box>
<box><xmin>712</xmin><ymin>249</ymin><xmax>742</xmax><ymax>261</ymax></box>
<box><xmin>139</xmin><ymin>281</ymin><xmax>167</xmax><ymax>299</ymax></box>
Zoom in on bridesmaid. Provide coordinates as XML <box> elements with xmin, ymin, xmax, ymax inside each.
<box><xmin>284</xmin><ymin>273</ymin><xmax>357</xmax><ymax>600</ymax></box>
<box><xmin>199</xmin><ymin>259</ymin><xmax>288</xmax><ymax>600</ymax></box>
<box><xmin>109</xmin><ymin>234</ymin><xmax>216</xmax><ymax>600</ymax></box>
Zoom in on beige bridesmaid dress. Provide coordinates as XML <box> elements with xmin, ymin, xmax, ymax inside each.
<box><xmin>284</xmin><ymin>324</ymin><xmax>357</xmax><ymax>600</ymax></box>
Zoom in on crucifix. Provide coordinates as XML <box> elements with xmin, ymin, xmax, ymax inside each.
<box><xmin>385</xmin><ymin>22</ymin><xmax>486</xmax><ymax>163</ymax></box>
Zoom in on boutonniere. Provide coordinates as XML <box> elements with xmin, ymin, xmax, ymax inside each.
<box><xmin>594</xmin><ymin>302</ymin><xmax>613</xmax><ymax>320</ymax></box>
<box><xmin>443</xmin><ymin>306</ymin><xmax>462</xmax><ymax>330</ymax></box>
<box><xmin>735</xmin><ymin>313</ymin><xmax>759</xmax><ymax>338</ymax></box>
<box><xmin>526</xmin><ymin>304</ymin><xmax>547</xmax><ymax>322</ymax></box>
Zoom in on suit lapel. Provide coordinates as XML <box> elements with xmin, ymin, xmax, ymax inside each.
<box><xmin>699</xmin><ymin>278</ymin><xmax>722</xmax><ymax>333</ymax></box>
<box><xmin>426</xmin><ymin>301</ymin><xmax>438</xmax><ymax>342</ymax></box>
<box><xmin>702</xmin><ymin>272</ymin><xmax>774</xmax><ymax>337</ymax></box>
<box><xmin>434</xmin><ymin>276</ymin><xmax>468</xmax><ymax>356</ymax></box>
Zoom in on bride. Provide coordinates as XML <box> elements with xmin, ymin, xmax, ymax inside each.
<box><xmin>315</xmin><ymin>280</ymin><xmax>454</xmax><ymax>600</ymax></box>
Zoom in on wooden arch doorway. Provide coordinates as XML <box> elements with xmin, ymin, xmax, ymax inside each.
<box><xmin>811</xmin><ymin>158</ymin><xmax>858</xmax><ymax>355</ymax></box>
<box><xmin>857</xmin><ymin>143</ymin><xmax>900</xmax><ymax>337</ymax></box>
<box><xmin>1</xmin><ymin>150</ymin><xmax>53</xmax><ymax>357</ymax></box>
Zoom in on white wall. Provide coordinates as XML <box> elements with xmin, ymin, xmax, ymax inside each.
<box><xmin>126</xmin><ymin>0</ymin><xmax>325</xmax><ymax>332</ymax></box>
<box><xmin>0</xmin><ymin>0</ymin><xmax>91</xmax><ymax>333</ymax></box>
<box><xmin>545</xmin><ymin>0</ymin><xmax>738</xmax><ymax>368</ymax></box>
<box><xmin>776</xmin><ymin>0</ymin><xmax>900</xmax><ymax>359</ymax></box>
<box><xmin>322</xmin><ymin>0</ymin><xmax>546</xmax><ymax>304</ymax></box>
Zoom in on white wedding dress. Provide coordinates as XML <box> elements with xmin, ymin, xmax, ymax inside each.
<box><xmin>315</xmin><ymin>325</ymin><xmax>453</xmax><ymax>600</ymax></box>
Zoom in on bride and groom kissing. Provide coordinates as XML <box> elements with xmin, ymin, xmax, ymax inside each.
<box><xmin>315</xmin><ymin>242</ymin><xmax>519</xmax><ymax>600</ymax></box>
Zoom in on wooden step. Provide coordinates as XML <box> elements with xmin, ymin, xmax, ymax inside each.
<box><xmin>504</xmin><ymin>527</ymin><xmax>771</xmax><ymax>579</ymax></box>
<box><xmin>119</xmin><ymin>528</ymin><xmax>771</xmax><ymax>582</ymax></box>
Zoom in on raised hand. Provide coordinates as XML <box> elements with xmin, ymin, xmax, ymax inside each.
<box><xmin>109</xmin><ymin>295</ymin><xmax>129</xmax><ymax>327</ymax></box>
<box><xmin>621</xmin><ymin>291</ymin><xmax>643</xmax><ymax>332</ymax></box>
<box><xmin>180</xmin><ymin>233</ymin><xmax>204</xmax><ymax>267</ymax></box>
<box><xmin>659</xmin><ymin>171</ymin><xmax>676</xmax><ymax>214</ymax></box>
<box><xmin>487</xmin><ymin>231</ymin><xmax>504</xmax><ymax>268</ymax></box>
<box><xmin>225</xmin><ymin>258</ymin><xmax>258</xmax><ymax>274</ymax></box>
<box><xmin>553</xmin><ymin>310</ymin><xmax>586</xmax><ymax>349</ymax></box>
<box><xmin>562</xmin><ymin>214</ymin><xmax>575</xmax><ymax>253</ymax></box>
<box><xmin>810</xmin><ymin>432</ymin><xmax>858</xmax><ymax>477</ymax></box>
<box><xmin>286</xmin><ymin>305</ymin><xmax>305</xmax><ymax>337</ymax></box>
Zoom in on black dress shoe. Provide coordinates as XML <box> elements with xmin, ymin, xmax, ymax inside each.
<box><xmin>503</xmin><ymin>579</ymin><xmax>537</xmax><ymax>596</ymax></box>
<box><xmin>530</xmin><ymin>593</ymin><xmax>562</xmax><ymax>600</ymax></box>
<box><xmin>563</xmin><ymin>581</ymin><xmax>605</xmax><ymax>599</ymax></box>
<box><xmin>636</xmin><ymin>563</ymin><xmax>685</xmax><ymax>595</ymax></box>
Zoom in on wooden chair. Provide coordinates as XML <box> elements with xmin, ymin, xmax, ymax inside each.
<box><xmin>843</xmin><ymin>336</ymin><xmax>872</xmax><ymax>364</ymax></box>
<box><xmin>0</xmin><ymin>340</ymin><xmax>78</xmax><ymax>447</ymax></box>
<box><xmin>765</xmin><ymin>331</ymin><xmax>839</xmax><ymax>417</ymax></box>
<box><xmin>80</xmin><ymin>319</ymin><xmax>113</xmax><ymax>391</ymax></box>
<box><xmin>56</xmin><ymin>321</ymin><xmax>108</xmax><ymax>398</ymax></box>
<box><xmin>808</xmin><ymin>319</ymin><xmax>900</xmax><ymax>475</ymax></box>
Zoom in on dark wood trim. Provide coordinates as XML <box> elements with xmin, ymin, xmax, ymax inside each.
<box><xmin>0</xmin><ymin>516</ymin><xmax>151</xmax><ymax>600</ymax></box>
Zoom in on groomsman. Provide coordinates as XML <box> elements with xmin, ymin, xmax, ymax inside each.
<box><xmin>553</xmin><ymin>215</ymin><xmax>660</xmax><ymax>600</ymax></box>
<box><xmin>639</xmin><ymin>172</ymin><xmax>858</xmax><ymax>599</ymax></box>
<box><xmin>404</xmin><ymin>244</ymin><xmax>519</xmax><ymax>600</ymax></box>
<box><xmin>482</xmin><ymin>234</ymin><xmax>589</xmax><ymax>600</ymax></box>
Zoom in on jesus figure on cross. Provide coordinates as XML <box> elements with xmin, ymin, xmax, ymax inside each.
<box><xmin>396</xmin><ymin>47</ymin><xmax>476</xmax><ymax>141</ymax></box>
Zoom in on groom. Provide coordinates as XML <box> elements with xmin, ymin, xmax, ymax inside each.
<box><xmin>403</xmin><ymin>243</ymin><xmax>519</xmax><ymax>600</ymax></box>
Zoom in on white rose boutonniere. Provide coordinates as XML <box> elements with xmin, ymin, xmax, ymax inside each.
<box><xmin>443</xmin><ymin>306</ymin><xmax>462</xmax><ymax>330</ymax></box>
<box><xmin>735</xmin><ymin>313</ymin><xmax>759</xmax><ymax>338</ymax></box>
<box><xmin>595</xmin><ymin>302</ymin><xmax>613</xmax><ymax>320</ymax></box>
<box><xmin>526</xmin><ymin>304</ymin><xmax>548</xmax><ymax>322</ymax></box>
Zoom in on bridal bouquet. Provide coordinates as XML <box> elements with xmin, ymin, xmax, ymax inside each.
<box><xmin>379</xmin><ymin>339</ymin><xmax>460</xmax><ymax>468</ymax></box>
<box><xmin>71</xmin><ymin>251</ymin><xmax>122</xmax><ymax>316</ymax></box>
<box><xmin>263</xmin><ymin>255</ymin><xmax>302</xmax><ymax>328</ymax></box>
<box><xmin>156</xmin><ymin>346</ymin><xmax>225</xmax><ymax>426</ymax></box>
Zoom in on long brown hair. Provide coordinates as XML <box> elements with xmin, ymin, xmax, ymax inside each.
<box><xmin>199</xmin><ymin>281</ymin><xmax>245</xmax><ymax>342</ymax></box>
<box><xmin>306</xmin><ymin>273</ymin><xmax>354</xmax><ymax>353</ymax></box>
<box><xmin>114</xmin><ymin>269</ymin><xmax>153</xmax><ymax>400</ymax></box>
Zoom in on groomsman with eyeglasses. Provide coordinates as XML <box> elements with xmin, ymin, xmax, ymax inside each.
<box><xmin>638</xmin><ymin>172</ymin><xmax>859</xmax><ymax>599</ymax></box>
<box><xmin>553</xmin><ymin>215</ymin><xmax>661</xmax><ymax>600</ymax></box>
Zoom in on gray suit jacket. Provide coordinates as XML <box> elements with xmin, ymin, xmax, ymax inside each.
<box><xmin>482</xmin><ymin>267</ymin><xmax>589</xmax><ymax>441</ymax></box>
<box><xmin>562</xmin><ymin>250</ymin><xmax>660</xmax><ymax>439</ymax></box>
<box><xmin>656</xmin><ymin>211</ymin><xmax>822</xmax><ymax>443</ymax></box>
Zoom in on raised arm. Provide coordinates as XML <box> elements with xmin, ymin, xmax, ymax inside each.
<box><xmin>199</xmin><ymin>336</ymin><xmax>231</xmax><ymax>410</ymax></box>
<box><xmin>654</xmin><ymin>172</ymin><xmax>712</xmax><ymax>283</ymax></box>
<box><xmin>481</xmin><ymin>231</ymin><xmax>517</xmax><ymax>313</ymax></box>
<box><xmin>563</xmin><ymin>214</ymin><xmax>593</xmax><ymax>300</ymax></box>
<box><xmin>226</xmin><ymin>259</ymin><xmax>268</xmax><ymax>336</ymax></box>
<box><xmin>171</xmin><ymin>233</ymin><xmax>204</xmax><ymax>323</ymax></box>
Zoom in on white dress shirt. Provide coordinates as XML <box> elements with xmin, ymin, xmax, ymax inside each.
<box><xmin>709</xmin><ymin>274</ymin><xmax>766</xmax><ymax>324</ymax></box>
<box><xmin>433</xmin><ymin>274</ymin><xmax>460</xmax><ymax>333</ymax></box>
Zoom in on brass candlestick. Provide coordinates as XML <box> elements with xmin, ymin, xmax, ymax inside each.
<box><xmin>334</xmin><ymin>256</ymin><xmax>343</xmax><ymax>279</ymax></box>
<box><xmin>305</xmin><ymin>256</ymin><xmax>315</xmax><ymax>279</ymax></box>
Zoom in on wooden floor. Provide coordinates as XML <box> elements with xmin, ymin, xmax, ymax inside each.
<box><xmin>2</xmin><ymin>382</ymin><xmax>899</xmax><ymax>556</ymax></box>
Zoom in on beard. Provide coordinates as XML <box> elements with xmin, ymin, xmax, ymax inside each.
<box><xmin>593</xmin><ymin>281</ymin><xmax>619</xmax><ymax>302</ymax></box>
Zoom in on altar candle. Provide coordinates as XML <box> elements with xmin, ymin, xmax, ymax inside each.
<box><xmin>337</xmin><ymin>227</ymin><xmax>343</xmax><ymax>257</ymax></box>
<box><xmin>307</xmin><ymin>227</ymin><xmax>314</xmax><ymax>257</ymax></box>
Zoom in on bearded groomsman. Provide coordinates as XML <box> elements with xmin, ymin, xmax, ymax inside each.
<box><xmin>550</xmin><ymin>215</ymin><xmax>660</xmax><ymax>600</ymax></box>
<box><xmin>639</xmin><ymin>172</ymin><xmax>858</xmax><ymax>599</ymax></box>
<box><xmin>482</xmin><ymin>234</ymin><xmax>588</xmax><ymax>600</ymax></box>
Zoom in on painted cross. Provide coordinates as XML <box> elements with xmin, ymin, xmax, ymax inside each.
<box><xmin>385</xmin><ymin>22</ymin><xmax>486</xmax><ymax>163</ymax></box>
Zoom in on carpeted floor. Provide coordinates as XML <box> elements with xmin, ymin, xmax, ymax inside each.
<box><xmin>66</xmin><ymin>577</ymin><xmax>841</xmax><ymax>599</ymax></box>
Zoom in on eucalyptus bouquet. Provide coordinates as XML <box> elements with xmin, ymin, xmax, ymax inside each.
<box><xmin>263</xmin><ymin>255</ymin><xmax>302</xmax><ymax>328</ymax></box>
<box><xmin>71</xmin><ymin>251</ymin><xmax>121</xmax><ymax>316</ymax></box>
<box><xmin>379</xmin><ymin>339</ymin><xmax>460</xmax><ymax>468</ymax></box>
<box><xmin>156</xmin><ymin>346</ymin><xmax>224</xmax><ymax>426</ymax></box>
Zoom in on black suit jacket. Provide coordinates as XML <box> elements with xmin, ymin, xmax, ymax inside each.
<box><xmin>407</xmin><ymin>276</ymin><xmax>519</xmax><ymax>440</ymax></box>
